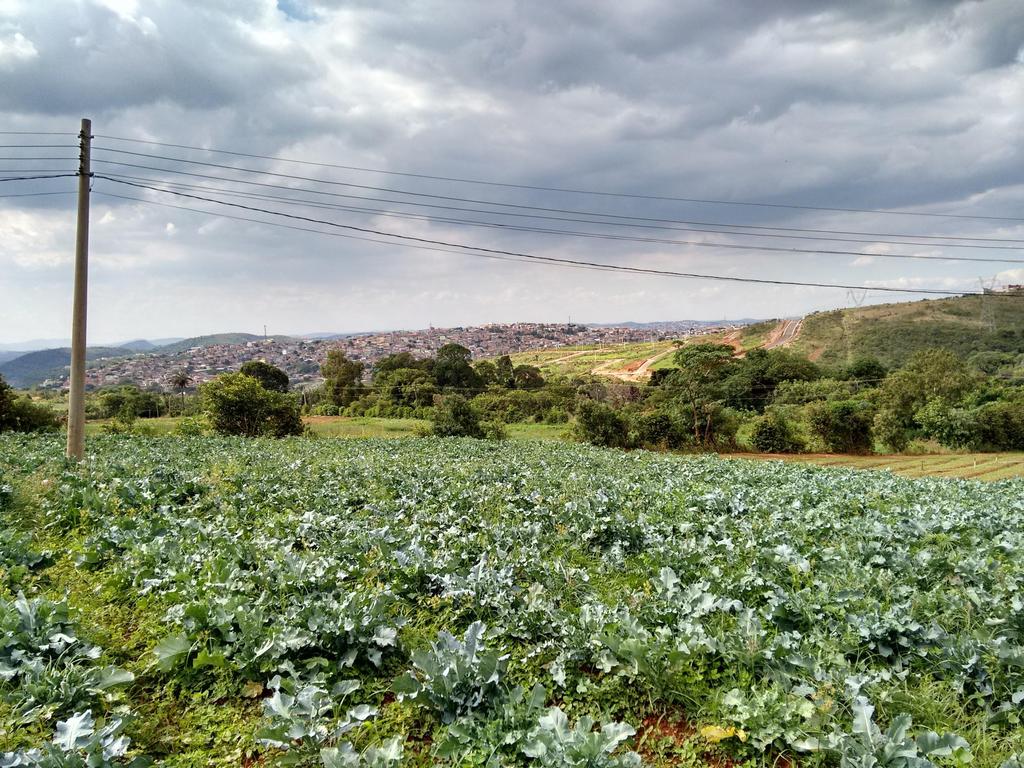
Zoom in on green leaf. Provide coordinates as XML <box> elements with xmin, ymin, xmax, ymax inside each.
<box><xmin>153</xmin><ymin>633</ymin><xmax>192</xmax><ymax>671</ymax></box>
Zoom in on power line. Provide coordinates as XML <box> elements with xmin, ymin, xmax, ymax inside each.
<box><xmin>93</xmin><ymin>134</ymin><xmax>1024</xmax><ymax>224</ymax></box>
<box><xmin>0</xmin><ymin>173</ymin><xmax>79</xmax><ymax>182</ymax></box>
<box><xmin>0</xmin><ymin>190</ymin><xmax>76</xmax><ymax>199</ymax></box>
<box><xmin>94</xmin><ymin>174</ymin><xmax>1024</xmax><ymax>266</ymax></box>
<box><xmin>90</xmin><ymin>157</ymin><xmax>1024</xmax><ymax>251</ymax></box>
<box><xmin>0</xmin><ymin>131</ymin><xmax>77</xmax><ymax>136</ymax></box>
<box><xmin>92</xmin><ymin>148</ymin><xmax>1024</xmax><ymax>230</ymax></box>
<box><xmin>93</xmin><ymin>171</ymin><xmax>1024</xmax><ymax>253</ymax></box>
<box><xmin>93</xmin><ymin>175</ymin><xmax>1001</xmax><ymax>297</ymax></box>
<box><xmin>93</xmin><ymin>190</ymin><xmax>628</xmax><ymax>276</ymax></box>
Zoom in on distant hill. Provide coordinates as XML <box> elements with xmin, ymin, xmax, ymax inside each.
<box><xmin>157</xmin><ymin>333</ymin><xmax>293</xmax><ymax>354</ymax></box>
<box><xmin>0</xmin><ymin>346</ymin><xmax>138</xmax><ymax>388</ymax></box>
<box><xmin>787</xmin><ymin>295</ymin><xmax>1024</xmax><ymax>368</ymax></box>
<box><xmin>0</xmin><ymin>350</ymin><xmax>24</xmax><ymax>366</ymax></box>
<box><xmin>118</xmin><ymin>339</ymin><xmax>158</xmax><ymax>352</ymax></box>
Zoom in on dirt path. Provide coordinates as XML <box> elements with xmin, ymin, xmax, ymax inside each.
<box><xmin>762</xmin><ymin>318</ymin><xmax>802</xmax><ymax>350</ymax></box>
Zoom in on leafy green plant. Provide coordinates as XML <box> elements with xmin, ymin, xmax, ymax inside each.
<box><xmin>393</xmin><ymin>621</ymin><xmax>508</xmax><ymax>723</ymax></box>
<box><xmin>0</xmin><ymin>710</ymin><xmax>142</xmax><ymax>767</ymax></box>
<box><xmin>822</xmin><ymin>698</ymin><xmax>972</xmax><ymax>768</ymax></box>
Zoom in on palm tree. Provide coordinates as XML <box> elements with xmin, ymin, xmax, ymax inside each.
<box><xmin>169</xmin><ymin>369</ymin><xmax>192</xmax><ymax>412</ymax></box>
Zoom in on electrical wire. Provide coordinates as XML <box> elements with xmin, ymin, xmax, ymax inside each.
<box><xmin>0</xmin><ymin>131</ymin><xmax>77</xmax><ymax>136</ymax></box>
<box><xmin>93</xmin><ymin>175</ymin><xmax>1003</xmax><ymax>297</ymax></box>
<box><xmin>0</xmin><ymin>173</ymin><xmax>79</xmax><ymax>182</ymax></box>
<box><xmin>93</xmin><ymin>134</ymin><xmax>1024</xmax><ymax>224</ymax></box>
<box><xmin>91</xmin><ymin>157</ymin><xmax>1024</xmax><ymax>255</ymax></box>
<box><xmin>91</xmin><ymin>173</ymin><xmax>1024</xmax><ymax>265</ymax></box>
<box><xmin>93</xmin><ymin>171</ymin><xmax>1024</xmax><ymax>252</ymax></box>
<box><xmin>0</xmin><ymin>190</ymin><xmax>76</xmax><ymax>199</ymax></box>
<box><xmin>93</xmin><ymin>190</ymin><xmax>631</xmax><ymax>275</ymax></box>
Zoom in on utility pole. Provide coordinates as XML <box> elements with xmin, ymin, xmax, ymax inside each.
<box><xmin>66</xmin><ymin>118</ymin><xmax>92</xmax><ymax>461</ymax></box>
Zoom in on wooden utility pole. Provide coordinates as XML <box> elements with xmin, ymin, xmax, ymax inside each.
<box><xmin>66</xmin><ymin>118</ymin><xmax>92</xmax><ymax>461</ymax></box>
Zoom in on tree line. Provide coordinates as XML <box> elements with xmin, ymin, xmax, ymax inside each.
<box><xmin>1</xmin><ymin>340</ymin><xmax>1021</xmax><ymax>455</ymax></box>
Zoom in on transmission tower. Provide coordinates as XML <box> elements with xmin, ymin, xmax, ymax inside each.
<box><xmin>842</xmin><ymin>289</ymin><xmax>868</xmax><ymax>364</ymax></box>
<box><xmin>978</xmin><ymin>277</ymin><xmax>998</xmax><ymax>332</ymax></box>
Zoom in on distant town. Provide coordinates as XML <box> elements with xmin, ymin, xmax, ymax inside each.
<box><xmin>62</xmin><ymin>321</ymin><xmax>747</xmax><ymax>391</ymax></box>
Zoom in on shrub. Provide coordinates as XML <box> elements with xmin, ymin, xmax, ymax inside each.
<box><xmin>973</xmin><ymin>401</ymin><xmax>1024</xmax><ymax>450</ymax></box>
<box><xmin>749</xmin><ymin>411</ymin><xmax>804</xmax><ymax>453</ymax></box>
<box><xmin>174</xmin><ymin>416</ymin><xmax>207</xmax><ymax>437</ymax></box>
<box><xmin>915</xmin><ymin>399</ymin><xmax>977</xmax><ymax>449</ymax></box>
<box><xmin>806</xmin><ymin>399</ymin><xmax>874</xmax><ymax>454</ymax></box>
<box><xmin>431</xmin><ymin>395</ymin><xmax>485</xmax><ymax>438</ymax></box>
<box><xmin>311</xmin><ymin>403</ymin><xmax>341</xmax><ymax>417</ymax></box>
<box><xmin>873</xmin><ymin>407</ymin><xmax>909</xmax><ymax>453</ymax></box>
<box><xmin>200</xmin><ymin>373</ymin><xmax>303</xmax><ymax>438</ymax></box>
<box><xmin>2</xmin><ymin>396</ymin><xmax>61</xmax><ymax>433</ymax></box>
<box><xmin>574</xmin><ymin>400</ymin><xmax>630</xmax><ymax>448</ymax></box>
<box><xmin>632</xmin><ymin>412</ymin><xmax>688</xmax><ymax>450</ymax></box>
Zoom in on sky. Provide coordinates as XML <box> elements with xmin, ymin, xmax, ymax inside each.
<box><xmin>1</xmin><ymin>0</ymin><xmax>1023</xmax><ymax>344</ymax></box>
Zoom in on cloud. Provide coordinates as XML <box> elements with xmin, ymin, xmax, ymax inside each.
<box><xmin>2</xmin><ymin>0</ymin><xmax>1023</xmax><ymax>342</ymax></box>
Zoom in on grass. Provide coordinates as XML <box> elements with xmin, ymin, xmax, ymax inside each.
<box><xmin>789</xmin><ymin>294</ymin><xmax>1024</xmax><ymax>368</ymax></box>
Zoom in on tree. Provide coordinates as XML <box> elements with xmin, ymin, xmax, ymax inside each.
<box><xmin>874</xmin><ymin>349</ymin><xmax>978</xmax><ymax>450</ymax></box>
<box><xmin>494</xmin><ymin>355</ymin><xmax>515</xmax><ymax>388</ymax></box>
<box><xmin>473</xmin><ymin>360</ymin><xmax>499</xmax><ymax>386</ymax></box>
<box><xmin>239</xmin><ymin>360</ymin><xmax>289</xmax><ymax>393</ymax></box>
<box><xmin>749</xmin><ymin>411</ymin><xmax>804</xmax><ymax>453</ymax></box>
<box><xmin>322</xmin><ymin>350</ymin><xmax>365</xmax><ymax>407</ymax></box>
<box><xmin>430</xmin><ymin>395</ymin><xmax>485</xmax><ymax>438</ymax></box>
<box><xmin>434</xmin><ymin>343</ymin><xmax>481</xmax><ymax>392</ymax></box>
<box><xmin>806</xmin><ymin>400</ymin><xmax>874</xmax><ymax>454</ymax></box>
<box><xmin>201</xmin><ymin>373</ymin><xmax>302</xmax><ymax>438</ymax></box>
<box><xmin>0</xmin><ymin>374</ymin><xmax>60</xmax><ymax>433</ymax></box>
<box><xmin>574</xmin><ymin>400</ymin><xmax>630</xmax><ymax>448</ymax></box>
<box><xmin>169</xmin><ymin>369</ymin><xmax>193</xmax><ymax>411</ymax></box>
<box><xmin>513</xmin><ymin>365</ymin><xmax>544</xmax><ymax>390</ymax></box>
<box><xmin>667</xmin><ymin>343</ymin><xmax>736</xmax><ymax>443</ymax></box>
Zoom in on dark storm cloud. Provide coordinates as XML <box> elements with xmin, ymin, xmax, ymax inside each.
<box><xmin>1</xmin><ymin>0</ymin><xmax>1023</xmax><ymax>342</ymax></box>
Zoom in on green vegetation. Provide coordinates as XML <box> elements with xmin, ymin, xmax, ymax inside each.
<box><xmin>200</xmin><ymin>370</ymin><xmax>303</xmax><ymax>437</ymax></box>
<box><xmin>1</xmin><ymin>435</ymin><xmax>1023</xmax><ymax>766</ymax></box>
<box><xmin>791</xmin><ymin>295</ymin><xmax>1024</xmax><ymax>368</ymax></box>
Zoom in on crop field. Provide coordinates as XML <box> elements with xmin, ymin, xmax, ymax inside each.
<box><xmin>508</xmin><ymin>342</ymin><xmax>677</xmax><ymax>378</ymax></box>
<box><xmin>1</xmin><ymin>435</ymin><xmax>1023</xmax><ymax>767</ymax></box>
<box><xmin>732</xmin><ymin>453</ymin><xmax>1024</xmax><ymax>482</ymax></box>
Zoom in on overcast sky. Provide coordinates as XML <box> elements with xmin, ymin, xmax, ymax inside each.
<box><xmin>2</xmin><ymin>0</ymin><xmax>1023</xmax><ymax>343</ymax></box>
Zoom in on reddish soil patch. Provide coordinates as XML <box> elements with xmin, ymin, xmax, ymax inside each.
<box><xmin>635</xmin><ymin>711</ymin><xmax>695</xmax><ymax>763</ymax></box>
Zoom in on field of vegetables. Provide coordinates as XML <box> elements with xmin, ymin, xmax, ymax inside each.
<box><xmin>1</xmin><ymin>434</ymin><xmax>1023</xmax><ymax>768</ymax></box>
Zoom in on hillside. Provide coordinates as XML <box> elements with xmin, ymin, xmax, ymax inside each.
<box><xmin>157</xmin><ymin>332</ymin><xmax>294</xmax><ymax>354</ymax></box>
<box><xmin>788</xmin><ymin>294</ymin><xmax>1024</xmax><ymax>368</ymax></box>
<box><xmin>0</xmin><ymin>346</ymin><xmax>137</xmax><ymax>388</ymax></box>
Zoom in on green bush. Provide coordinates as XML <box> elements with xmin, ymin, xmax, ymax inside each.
<box><xmin>806</xmin><ymin>399</ymin><xmax>874</xmax><ymax>454</ymax></box>
<box><xmin>1</xmin><ymin>395</ymin><xmax>61</xmax><ymax>433</ymax></box>
<box><xmin>174</xmin><ymin>416</ymin><xmax>207</xmax><ymax>437</ymax></box>
<box><xmin>200</xmin><ymin>372</ymin><xmax>303</xmax><ymax>438</ymax></box>
<box><xmin>973</xmin><ymin>401</ymin><xmax>1024</xmax><ymax>450</ymax></box>
<box><xmin>915</xmin><ymin>399</ymin><xmax>977</xmax><ymax>449</ymax></box>
<box><xmin>749</xmin><ymin>411</ymin><xmax>804</xmax><ymax>453</ymax></box>
<box><xmin>431</xmin><ymin>395</ymin><xmax>485</xmax><ymax>438</ymax></box>
<box><xmin>574</xmin><ymin>400</ymin><xmax>630</xmax><ymax>449</ymax></box>
<box><xmin>873</xmin><ymin>407</ymin><xmax>909</xmax><ymax>452</ymax></box>
<box><xmin>311</xmin><ymin>403</ymin><xmax>341</xmax><ymax>417</ymax></box>
<box><xmin>631</xmin><ymin>411</ymin><xmax>689</xmax><ymax>450</ymax></box>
